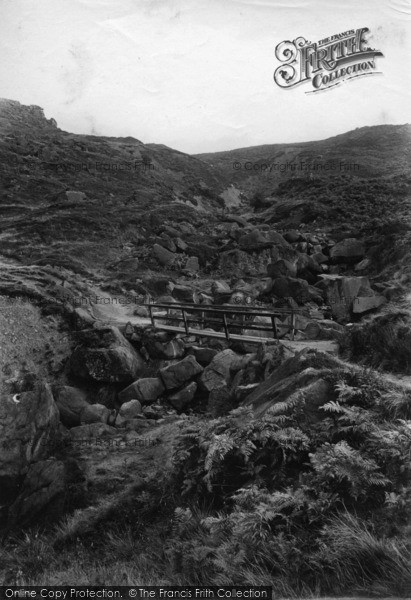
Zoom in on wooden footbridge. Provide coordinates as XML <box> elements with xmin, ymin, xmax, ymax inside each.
<box><xmin>126</xmin><ymin>302</ymin><xmax>339</xmax><ymax>354</ymax></box>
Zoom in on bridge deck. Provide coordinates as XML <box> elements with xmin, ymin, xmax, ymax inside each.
<box><xmin>155</xmin><ymin>324</ymin><xmax>339</xmax><ymax>354</ymax></box>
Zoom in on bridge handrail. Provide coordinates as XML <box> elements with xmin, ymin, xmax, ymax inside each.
<box><xmin>143</xmin><ymin>302</ymin><xmax>315</xmax><ymax>341</ymax></box>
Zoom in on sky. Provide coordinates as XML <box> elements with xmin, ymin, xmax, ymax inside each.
<box><xmin>0</xmin><ymin>0</ymin><xmax>410</xmax><ymax>153</ymax></box>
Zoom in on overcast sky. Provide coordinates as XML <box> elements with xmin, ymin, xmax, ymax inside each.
<box><xmin>0</xmin><ymin>0</ymin><xmax>410</xmax><ymax>153</ymax></box>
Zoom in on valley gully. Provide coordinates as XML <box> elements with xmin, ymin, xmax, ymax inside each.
<box><xmin>232</xmin><ymin>161</ymin><xmax>360</xmax><ymax>173</ymax></box>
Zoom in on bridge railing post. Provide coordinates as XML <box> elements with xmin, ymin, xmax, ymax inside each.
<box><xmin>148</xmin><ymin>304</ymin><xmax>155</xmax><ymax>327</ymax></box>
<box><xmin>222</xmin><ymin>312</ymin><xmax>230</xmax><ymax>341</ymax></box>
<box><xmin>271</xmin><ymin>316</ymin><xmax>278</xmax><ymax>339</ymax></box>
<box><xmin>182</xmin><ymin>308</ymin><xmax>189</xmax><ymax>334</ymax></box>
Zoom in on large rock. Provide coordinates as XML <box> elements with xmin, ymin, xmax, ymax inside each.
<box><xmin>352</xmin><ymin>294</ymin><xmax>386</xmax><ymax>314</ymax></box>
<box><xmin>159</xmin><ymin>355</ymin><xmax>203</xmax><ymax>390</ymax></box>
<box><xmin>70</xmin><ymin>326</ymin><xmax>145</xmax><ymax>383</ymax></box>
<box><xmin>153</xmin><ymin>243</ymin><xmax>176</xmax><ymax>266</ymax></box>
<box><xmin>200</xmin><ymin>349</ymin><xmax>246</xmax><ymax>392</ymax></box>
<box><xmin>168</xmin><ymin>382</ymin><xmax>197</xmax><ymax>410</ymax></box>
<box><xmin>0</xmin><ymin>383</ymin><xmax>59</xmax><ymax>504</ymax></box>
<box><xmin>118</xmin><ymin>377</ymin><xmax>165</xmax><ymax>404</ymax></box>
<box><xmin>329</xmin><ymin>238</ymin><xmax>365</xmax><ymax>263</ymax></box>
<box><xmin>55</xmin><ymin>386</ymin><xmax>89</xmax><ymax>427</ymax></box>
<box><xmin>270</xmin><ymin>277</ymin><xmax>310</xmax><ymax>304</ymax></box>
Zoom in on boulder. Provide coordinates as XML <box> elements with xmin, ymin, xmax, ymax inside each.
<box><xmin>80</xmin><ymin>403</ymin><xmax>110</xmax><ymax>425</ymax></box>
<box><xmin>118</xmin><ymin>377</ymin><xmax>165</xmax><ymax>404</ymax></box>
<box><xmin>172</xmin><ymin>285</ymin><xmax>194</xmax><ymax>303</ymax></box>
<box><xmin>70</xmin><ymin>326</ymin><xmax>145</xmax><ymax>383</ymax></box>
<box><xmin>329</xmin><ymin>238</ymin><xmax>365</xmax><ymax>263</ymax></box>
<box><xmin>0</xmin><ymin>383</ymin><xmax>59</xmax><ymax>504</ymax></box>
<box><xmin>153</xmin><ymin>243</ymin><xmax>176</xmax><ymax>266</ymax></box>
<box><xmin>118</xmin><ymin>399</ymin><xmax>142</xmax><ymax>419</ymax></box>
<box><xmin>168</xmin><ymin>382</ymin><xmax>198</xmax><ymax>410</ymax></box>
<box><xmin>200</xmin><ymin>349</ymin><xmax>243</xmax><ymax>392</ymax></box>
<box><xmin>55</xmin><ymin>386</ymin><xmax>89</xmax><ymax>427</ymax></box>
<box><xmin>352</xmin><ymin>295</ymin><xmax>387</xmax><ymax>314</ymax></box>
<box><xmin>271</xmin><ymin>277</ymin><xmax>310</xmax><ymax>304</ymax></box>
<box><xmin>317</xmin><ymin>275</ymin><xmax>372</xmax><ymax>321</ymax></box>
<box><xmin>159</xmin><ymin>355</ymin><xmax>203</xmax><ymax>390</ymax></box>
